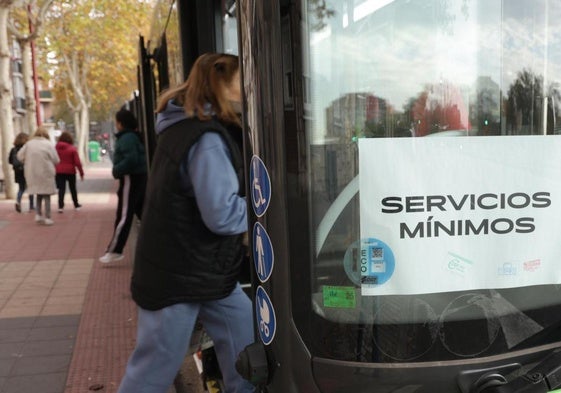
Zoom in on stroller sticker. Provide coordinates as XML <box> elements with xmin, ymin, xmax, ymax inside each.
<box><xmin>256</xmin><ymin>286</ymin><xmax>276</xmax><ymax>345</ymax></box>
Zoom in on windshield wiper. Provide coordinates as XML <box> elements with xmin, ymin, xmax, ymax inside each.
<box><xmin>458</xmin><ymin>349</ymin><xmax>561</xmax><ymax>393</ymax></box>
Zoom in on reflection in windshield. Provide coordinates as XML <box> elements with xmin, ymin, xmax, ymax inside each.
<box><xmin>307</xmin><ymin>0</ymin><xmax>561</xmax><ymax>142</ymax></box>
<box><xmin>305</xmin><ymin>0</ymin><xmax>561</xmax><ymax>363</ymax></box>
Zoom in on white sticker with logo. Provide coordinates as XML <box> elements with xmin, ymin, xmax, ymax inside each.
<box><xmin>358</xmin><ymin>135</ymin><xmax>561</xmax><ymax>295</ymax></box>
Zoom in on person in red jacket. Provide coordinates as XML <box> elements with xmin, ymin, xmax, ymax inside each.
<box><xmin>55</xmin><ymin>131</ymin><xmax>84</xmax><ymax>212</ymax></box>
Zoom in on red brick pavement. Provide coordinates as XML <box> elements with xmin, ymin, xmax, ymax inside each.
<box><xmin>0</xmin><ymin>161</ymin><xmax>138</xmax><ymax>393</ymax></box>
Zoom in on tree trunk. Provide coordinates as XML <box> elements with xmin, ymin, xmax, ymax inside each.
<box><xmin>0</xmin><ymin>5</ymin><xmax>16</xmax><ymax>199</ymax></box>
<box><xmin>22</xmin><ymin>41</ymin><xmax>37</xmax><ymax>133</ymax></box>
<box><xmin>78</xmin><ymin>104</ymin><xmax>89</xmax><ymax>163</ymax></box>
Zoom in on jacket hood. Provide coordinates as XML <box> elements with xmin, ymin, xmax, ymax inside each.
<box><xmin>156</xmin><ymin>100</ymin><xmax>188</xmax><ymax>135</ymax></box>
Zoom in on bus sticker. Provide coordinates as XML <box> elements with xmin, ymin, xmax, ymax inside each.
<box><xmin>253</xmin><ymin>222</ymin><xmax>274</xmax><ymax>283</ymax></box>
<box><xmin>250</xmin><ymin>155</ymin><xmax>271</xmax><ymax>217</ymax></box>
<box><xmin>360</xmin><ymin>238</ymin><xmax>396</xmax><ymax>293</ymax></box>
<box><xmin>256</xmin><ymin>286</ymin><xmax>276</xmax><ymax>345</ymax></box>
<box><xmin>359</xmin><ymin>136</ymin><xmax>561</xmax><ymax>295</ymax></box>
<box><xmin>322</xmin><ymin>286</ymin><xmax>356</xmax><ymax>308</ymax></box>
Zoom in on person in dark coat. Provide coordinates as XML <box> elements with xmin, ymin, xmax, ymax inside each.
<box><xmin>55</xmin><ymin>131</ymin><xmax>84</xmax><ymax>212</ymax></box>
<box><xmin>9</xmin><ymin>132</ymin><xmax>34</xmax><ymax>213</ymax></box>
<box><xmin>99</xmin><ymin>109</ymin><xmax>147</xmax><ymax>263</ymax></box>
<box><xmin>116</xmin><ymin>53</ymin><xmax>253</xmax><ymax>393</ymax></box>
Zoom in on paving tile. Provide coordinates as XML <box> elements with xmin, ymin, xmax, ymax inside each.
<box><xmin>65</xmin><ymin>258</ymin><xmax>93</xmax><ymax>265</ymax></box>
<box><xmin>33</xmin><ymin>315</ymin><xmax>80</xmax><ymax>328</ymax></box>
<box><xmin>0</xmin><ymin>317</ymin><xmax>35</xmax><ymax>330</ymax></box>
<box><xmin>17</xmin><ymin>283</ymin><xmax>52</xmax><ymax>291</ymax></box>
<box><xmin>59</xmin><ymin>268</ymin><xmax>91</xmax><ymax>277</ymax></box>
<box><xmin>27</xmin><ymin>273</ymin><xmax>59</xmax><ymax>282</ymax></box>
<box><xmin>21</xmin><ymin>339</ymin><xmax>74</xmax><ymax>357</ymax></box>
<box><xmin>2</xmin><ymin>373</ymin><xmax>67</xmax><ymax>393</ymax></box>
<box><xmin>45</xmin><ymin>296</ymin><xmax>84</xmax><ymax>307</ymax></box>
<box><xmin>27</xmin><ymin>326</ymin><xmax>76</xmax><ymax>342</ymax></box>
<box><xmin>0</xmin><ymin>329</ymin><xmax>30</xmax><ymax>344</ymax></box>
<box><xmin>35</xmin><ymin>261</ymin><xmax>65</xmax><ymax>268</ymax></box>
<box><xmin>56</xmin><ymin>269</ymin><xmax>90</xmax><ymax>277</ymax></box>
<box><xmin>0</xmin><ymin>279</ymin><xmax>22</xmax><ymax>286</ymax></box>
<box><xmin>0</xmin><ymin>271</ymin><xmax>28</xmax><ymax>279</ymax></box>
<box><xmin>0</xmin><ymin>263</ymin><xmax>35</xmax><ymax>272</ymax></box>
<box><xmin>11</xmin><ymin>355</ymin><xmax>71</xmax><ymax>376</ymax></box>
<box><xmin>0</xmin><ymin>343</ymin><xmax>24</xmax><ymax>358</ymax></box>
<box><xmin>29</xmin><ymin>265</ymin><xmax>62</xmax><ymax>273</ymax></box>
<box><xmin>4</xmin><ymin>297</ymin><xmax>45</xmax><ymax>307</ymax></box>
<box><xmin>41</xmin><ymin>304</ymin><xmax>83</xmax><ymax>316</ymax></box>
<box><xmin>10</xmin><ymin>289</ymin><xmax>50</xmax><ymax>299</ymax></box>
<box><xmin>53</xmin><ymin>277</ymin><xmax>89</xmax><ymax>287</ymax></box>
<box><xmin>0</xmin><ymin>292</ymin><xmax>13</xmax><ymax>301</ymax></box>
<box><xmin>0</xmin><ymin>358</ymin><xmax>16</xmax><ymax>377</ymax></box>
<box><xmin>49</xmin><ymin>288</ymin><xmax>86</xmax><ymax>298</ymax></box>
<box><xmin>0</xmin><ymin>283</ymin><xmax>20</xmax><ymax>292</ymax></box>
<box><xmin>21</xmin><ymin>277</ymin><xmax>57</xmax><ymax>285</ymax></box>
<box><xmin>0</xmin><ymin>306</ymin><xmax>43</xmax><ymax>319</ymax></box>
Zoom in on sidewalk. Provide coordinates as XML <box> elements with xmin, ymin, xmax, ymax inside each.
<box><xmin>0</xmin><ymin>161</ymin><xmax>138</xmax><ymax>393</ymax></box>
<box><xmin>0</xmin><ymin>161</ymin><xmax>205</xmax><ymax>393</ymax></box>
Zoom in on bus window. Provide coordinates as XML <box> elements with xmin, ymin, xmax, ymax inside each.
<box><xmin>304</xmin><ymin>0</ymin><xmax>561</xmax><ymax>363</ymax></box>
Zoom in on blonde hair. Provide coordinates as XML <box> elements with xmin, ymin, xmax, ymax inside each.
<box><xmin>33</xmin><ymin>126</ymin><xmax>51</xmax><ymax>140</ymax></box>
<box><xmin>156</xmin><ymin>53</ymin><xmax>240</xmax><ymax>126</ymax></box>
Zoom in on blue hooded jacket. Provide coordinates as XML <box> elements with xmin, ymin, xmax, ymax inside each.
<box><xmin>155</xmin><ymin>100</ymin><xmax>247</xmax><ymax>235</ymax></box>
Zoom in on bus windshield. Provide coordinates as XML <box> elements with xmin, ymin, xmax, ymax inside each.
<box><xmin>304</xmin><ymin>0</ymin><xmax>561</xmax><ymax>362</ymax></box>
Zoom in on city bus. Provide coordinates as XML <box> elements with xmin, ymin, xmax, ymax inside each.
<box><xmin>140</xmin><ymin>1</ymin><xmax>561</xmax><ymax>392</ymax></box>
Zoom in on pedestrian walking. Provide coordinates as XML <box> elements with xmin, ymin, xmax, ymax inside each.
<box><xmin>115</xmin><ymin>53</ymin><xmax>253</xmax><ymax>393</ymax></box>
<box><xmin>9</xmin><ymin>132</ymin><xmax>34</xmax><ymax>213</ymax></box>
<box><xmin>55</xmin><ymin>131</ymin><xmax>84</xmax><ymax>213</ymax></box>
<box><xmin>99</xmin><ymin>109</ymin><xmax>147</xmax><ymax>264</ymax></box>
<box><xmin>17</xmin><ymin>126</ymin><xmax>59</xmax><ymax>225</ymax></box>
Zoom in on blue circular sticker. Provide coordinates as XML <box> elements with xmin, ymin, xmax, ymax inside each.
<box><xmin>358</xmin><ymin>238</ymin><xmax>395</xmax><ymax>286</ymax></box>
<box><xmin>249</xmin><ymin>155</ymin><xmax>271</xmax><ymax>217</ymax></box>
<box><xmin>253</xmin><ymin>222</ymin><xmax>274</xmax><ymax>283</ymax></box>
<box><xmin>255</xmin><ymin>286</ymin><xmax>276</xmax><ymax>345</ymax></box>
<box><xmin>342</xmin><ymin>240</ymin><xmax>362</xmax><ymax>286</ymax></box>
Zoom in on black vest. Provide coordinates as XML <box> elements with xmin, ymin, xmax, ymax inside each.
<box><xmin>131</xmin><ymin>117</ymin><xmax>245</xmax><ymax>310</ymax></box>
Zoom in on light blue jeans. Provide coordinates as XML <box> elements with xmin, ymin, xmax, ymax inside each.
<box><xmin>117</xmin><ymin>284</ymin><xmax>255</xmax><ymax>393</ymax></box>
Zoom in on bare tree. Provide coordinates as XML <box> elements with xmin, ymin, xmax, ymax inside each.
<box><xmin>62</xmin><ymin>50</ymin><xmax>91</xmax><ymax>163</ymax></box>
<box><xmin>0</xmin><ymin>0</ymin><xmax>20</xmax><ymax>199</ymax></box>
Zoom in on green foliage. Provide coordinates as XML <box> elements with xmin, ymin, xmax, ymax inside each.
<box><xmin>40</xmin><ymin>0</ymin><xmax>153</xmax><ymax>122</ymax></box>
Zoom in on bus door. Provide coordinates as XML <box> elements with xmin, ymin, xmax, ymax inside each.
<box><xmin>236</xmin><ymin>1</ymin><xmax>561</xmax><ymax>392</ymax></box>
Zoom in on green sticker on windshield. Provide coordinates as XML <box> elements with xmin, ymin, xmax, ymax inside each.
<box><xmin>323</xmin><ymin>286</ymin><xmax>356</xmax><ymax>308</ymax></box>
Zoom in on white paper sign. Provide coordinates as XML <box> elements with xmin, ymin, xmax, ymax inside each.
<box><xmin>358</xmin><ymin>135</ymin><xmax>561</xmax><ymax>296</ymax></box>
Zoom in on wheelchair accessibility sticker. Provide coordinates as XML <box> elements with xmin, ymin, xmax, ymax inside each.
<box><xmin>250</xmin><ymin>155</ymin><xmax>271</xmax><ymax>217</ymax></box>
<box><xmin>256</xmin><ymin>286</ymin><xmax>276</xmax><ymax>345</ymax></box>
<box><xmin>253</xmin><ymin>222</ymin><xmax>274</xmax><ymax>283</ymax></box>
